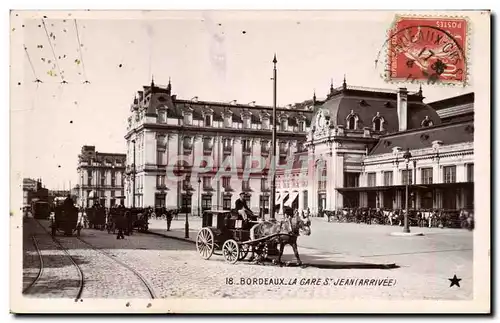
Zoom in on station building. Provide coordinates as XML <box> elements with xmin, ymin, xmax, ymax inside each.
<box><xmin>124</xmin><ymin>78</ymin><xmax>474</xmax><ymax>215</ymax></box>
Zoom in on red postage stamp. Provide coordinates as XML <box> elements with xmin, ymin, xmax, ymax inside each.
<box><xmin>386</xmin><ymin>15</ymin><xmax>468</xmax><ymax>85</ymax></box>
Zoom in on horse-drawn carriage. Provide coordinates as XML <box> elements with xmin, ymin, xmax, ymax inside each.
<box><xmin>86</xmin><ymin>206</ymin><xmax>106</xmax><ymax>230</ymax></box>
<box><xmin>50</xmin><ymin>205</ymin><xmax>82</xmax><ymax>237</ymax></box>
<box><xmin>195</xmin><ymin>208</ymin><xmax>311</xmax><ymax>265</ymax></box>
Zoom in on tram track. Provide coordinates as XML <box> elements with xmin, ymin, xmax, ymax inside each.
<box><xmin>75</xmin><ymin>236</ymin><xmax>156</xmax><ymax>299</ymax></box>
<box><xmin>22</xmin><ymin>235</ymin><xmax>44</xmax><ymax>295</ymax></box>
<box><xmin>27</xmin><ymin>219</ymin><xmax>85</xmax><ymax>300</ymax></box>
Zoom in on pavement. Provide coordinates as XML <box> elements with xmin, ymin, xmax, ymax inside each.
<box><xmin>22</xmin><ymin>215</ymin><xmax>473</xmax><ymax>300</ymax></box>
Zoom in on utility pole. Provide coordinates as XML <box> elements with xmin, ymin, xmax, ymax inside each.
<box><xmin>270</xmin><ymin>54</ymin><xmax>277</xmax><ymax>220</ymax></box>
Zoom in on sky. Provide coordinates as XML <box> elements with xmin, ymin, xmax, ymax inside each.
<box><xmin>11</xmin><ymin>10</ymin><xmax>477</xmax><ymax>190</ymax></box>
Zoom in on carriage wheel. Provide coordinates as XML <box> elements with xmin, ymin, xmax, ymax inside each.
<box><xmin>238</xmin><ymin>244</ymin><xmax>250</xmax><ymax>261</ymax></box>
<box><xmin>196</xmin><ymin>228</ymin><xmax>215</xmax><ymax>260</ymax></box>
<box><xmin>222</xmin><ymin>239</ymin><xmax>240</xmax><ymax>264</ymax></box>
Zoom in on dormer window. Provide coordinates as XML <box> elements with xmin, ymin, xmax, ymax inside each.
<box><xmin>260</xmin><ymin>111</ymin><xmax>270</xmax><ymax>130</ymax></box>
<box><xmin>243</xmin><ymin>116</ymin><xmax>251</xmax><ymax>129</ymax></box>
<box><xmin>280</xmin><ymin>118</ymin><xmax>288</xmax><ymax>131</ymax></box>
<box><xmin>157</xmin><ymin>110</ymin><xmax>167</xmax><ymax>123</ymax></box>
<box><xmin>372</xmin><ymin>112</ymin><xmax>385</xmax><ymax>132</ymax></box>
<box><xmin>204</xmin><ymin>114</ymin><xmax>212</xmax><ymax>127</ymax></box>
<box><xmin>183</xmin><ymin>113</ymin><xmax>192</xmax><ymax>125</ymax></box>
<box><xmin>223</xmin><ymin>110</ymin><xmax>233</xmax><ymax>128</ymax></box>
<box><xmin>298</xmin><ymin>120</ymin><xmax>306</xmax><ymax>132</ymax></box>
<box><xmin>421</xmin><ymin>116</ymin><xmax>433</xmax><ymax>127</ymax></box>
<box><xmin>346</xmin><ymin>110</ymin><xmax>359</xmax><ymax>130</ymax></box>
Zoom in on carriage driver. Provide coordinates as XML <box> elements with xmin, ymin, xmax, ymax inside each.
<box><xmin>235</xmin><ymin>192</ymin><xmax>255</xmax><ymax>221</ymax></box>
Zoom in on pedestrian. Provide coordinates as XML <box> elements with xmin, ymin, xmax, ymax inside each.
<box><xmin>166</xmin><ymin>210</ymin><xmax>173</xmax><ymax>231</ymax></box>
<box><xmin>117</xmin><ymin>212</ymin><xmax>127</xmax><ymax>239</ymax></box>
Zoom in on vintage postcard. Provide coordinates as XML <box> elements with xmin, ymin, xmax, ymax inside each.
<box><xmin>10</xmin><ymin>10</ymin><xmax>490</xmax><ymax>314</ymax></box>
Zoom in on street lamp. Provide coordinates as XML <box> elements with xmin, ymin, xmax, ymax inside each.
<box><xmin>270</xmin><ymin>54</ymin><xmax>278</xmax><ymax>220</ymax></box>
<box><xmin>403</xmin><ymin>148</ymin><xmax>412</xmax><ymax>233</ymax></box>
<box><xmin>198</xmin><ymin>177</ymin><xmax>202</xmax><ymax>217</ymax></box>
<box><xmin>184</xmin><ymin>193</ymin><xmax>190</xmax><ymax>239</ymax></box>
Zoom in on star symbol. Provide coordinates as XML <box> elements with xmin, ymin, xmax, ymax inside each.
<box><xmin>449</xmin><ymin>274</ymin><xmax>462</xmax><ymax>288</ymax></box>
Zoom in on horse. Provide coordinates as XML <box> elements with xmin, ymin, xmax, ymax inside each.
<box><xmin>249</xmin><ymin>209</ymin><xmax>311</xmax><ymax>266</ymax></box>
<box><xmin>459</xmin><ymin>209</ymin><xmax>474</xmax><ymax>230</ymax></box>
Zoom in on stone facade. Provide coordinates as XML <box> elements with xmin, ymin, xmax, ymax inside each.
<box><xmin>76</xmin><ymin>145</ymin><xmax>126</xmax><ymax>208</ymax></box>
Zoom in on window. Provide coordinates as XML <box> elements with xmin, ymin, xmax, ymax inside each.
<box><xmin>467</xmin><ymin>164</ymin><xmax>474</xmax><ymax>182</ymax></box>
<box><xmin>318</xmin><ymin>168</ymin><xmax>327</xmax><ymax>191</ymax></box>
<box><xmin>202</xmin><ymin>176</ymin><xmax>212</xmax><ymax>190</ymax></box>
<box><xmin>383</xmin><ymin>171</ymin><xmax>393</xmax><ymax>186</ymax></box>
<box><xmin>157</xmin><ymin>149</ymin><xmax>165</xmax><ymax>165</ymax></box>
<box><xmin>373</xmin><ymin>118</ymin><xmax>381</xmax><ymax>131</ymax></box>
<box><xmin>87</xmin><ymin>170</ymin><xmax>92</xmax><ymax>186</ymax></box>
<box><xmin>261</xmin><ymin>178</ymin><xmax>269</xmax><ymax>191</ymax></box>
<box><xmin>242</xmin><ymin>139</ymin><xmax>252</xmax><ymax>153</ymax></box>
<box><xmin>223</xmin><ymin>138</ymin><xmax>232</xmax><ymax>153</ymax></box>
<box><xmin>222</xmin><ymin>176</ymin><xmax>231</xmax><ymax>189</ymax></box>
<box><xmin>156</xmin><ymin>175</ymin><xmax>165</xmax><ymax>187</ymax></box>
<box><xmin>261</xmin><ymin>140</ymin><xmax>270</xmax><ymax>155</ymax></box>
<box><xmin>203</xmin><ymin>138</ymin><xmax>212</xmax><ymax>153</ymax></box>
<box><xmin>298</xmin><ymin>121</ymin><xmax>306</xmax><ymax>132</ymax></box>
<box><xmin>202</xmin><ymin>195</ymin><xmax>212</xmax><ymax>211</ymax></box>
<box><xmin>243</xmin><ymin>117</ymin><xmax>251</xmax><ymax>129</ymax></box>
<box><xmin>183</xmin><ymin>175</ymin><xmax>192</xmax><ymax>190</ymax></box>
<box><xmin>347</xmin><ymin>116</ymin><xmax>356</xmax><ymax>130</ymax></box>
<box><xmin>111</xmin><ymin>172</ymin><xmax>116</xmax><ymax>187</ymax></box>
<box><xmin>280</xmin><ymin>118</ymin><xmax>287</xmax><ymax>131</ymax></box>
<box><xmin>421</xmin><ymin>168</ymin><xmax>433</xmax><ymax>184</ymax></box>
<box><xmin>224</xmin><ymin>114</ymin><xmax>232</xmax><ymax>127</ymax></box>
<box><xmin>344</xmin><ymin>172</ymin><xmax>360</xmax><ymax>188</ymax></box>
<box><xmin>367</xmin><ymin>173</ymin><xmax>376</xmax><ymax>187</ymax></box>
<box><xmin>100</xmin><ymin>170</ymin><xmax>106</xmax><ymax>186</ymax></box>
<box><xmin>261</xmin><ymin>118</ymin><xmax>270</xmax><ymax>130</ymax></box>
<box><xmin>158</xmin><ymin>110</ymin><xmax>166</xmax><ymax>123</ymax></box>
<box><xmin>242</xmin><ymin>180</ymin><xmax>250</xmax><ymax>191</ymax></box>
<box><xmin>443</xmin><ymin>166</ymin><xmax>456</xmax><ymax>183</ymax></box>
<box><xmin>402</xmin><ymin>169</ymin><xmax>413</xmax><ymax>185</ymax></box>
<box><xmin>223</xmin><ymin>196</ymin><xmax>232</xmax><ymax>210</ymax></box>
<box><xmin>183</xmin><ymin>113</ymin><xmax>192</xmax><ymax>125</ymax></box>
<box><xmin>204</xmin><ymin>114</ymin><xmax>212</xmax><ymax>127</ymax></box>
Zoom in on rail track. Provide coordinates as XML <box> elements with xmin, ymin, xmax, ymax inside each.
<box><xmin>25</xmin><ymin>221</ymin><xmax>85</xmax><ymax>300</ymax></box>
<box><xmin>75</xmin><ymin>236</ymin><xmax>156</xmax><ymax>299</ymax></box>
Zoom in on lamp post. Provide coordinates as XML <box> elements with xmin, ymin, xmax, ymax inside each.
<box><xmin>270</xmin><ymin>54</ymin><xmax>278</xmax><ymax>220</ymax></box>
<box><xmin>198</xmin><ymin>177</ymin><xmax>201</xmax><ymax>217</ymax></box>
<box><xmin>403</xmin><ymin>148</ymin><xmax>412</xmax><ymax>233</ymax></box>
<box><xmin>131</xmin><ymin>140</ymin><xmax>136</xmax><ymax>208</ymax></box>
<box><xmin>185</xmin><ymin>191</ymin><xmax>190</xmax><ymax>239</ymax></box>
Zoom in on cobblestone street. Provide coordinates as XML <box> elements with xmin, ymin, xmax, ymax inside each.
<box><xmin>22</xmin><ymin>216</ymin><xmax>473</xmax><ymax>300</ymax></box>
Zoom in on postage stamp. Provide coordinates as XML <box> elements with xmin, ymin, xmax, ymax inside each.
<box><xmin>385</xmin><ymin>15</ymin><xmax>469</xmax><ymax>86</ymax></box>
<box><xmin>8</xmin><ymin>10</ymin><xmax>490</xmax><ymax>315</ymax></box>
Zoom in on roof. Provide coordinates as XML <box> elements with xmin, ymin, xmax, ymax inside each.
<box><xmin>319</xmin><ymin>88</ymin><xmax>441</xmax><ymax>133</ymax></box>
<box><xmin>135</xmin><ymin>83</ymin><xmax>314</xmax><ymax>126</ymax></box>
<box><xmin>428</xmin><ymin>92</ymin><xmax>474</xmax><ymax>110</ymax></box>
<box><xmin>369</xmin><ymin>120</ymin><xmax>474</xmax><ymax>155</ymax></box>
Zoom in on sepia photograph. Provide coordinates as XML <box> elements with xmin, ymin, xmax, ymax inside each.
<box><xmin>9</xmin><ymin>9</ymin><xmax>490</xmax><ymax>313</ymax></box>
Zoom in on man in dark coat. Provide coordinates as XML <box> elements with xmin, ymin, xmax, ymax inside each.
<box><xmin>116</xmin><ymin>211</ymin><xmax>127</xmax><ymax>239</ymax></box>
<box><xmin>235</xmin><ymin>192</ymin><xmax>255</xmax><ymax>221</ymax></box>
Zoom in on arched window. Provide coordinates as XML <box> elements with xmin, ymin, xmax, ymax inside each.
<box><xmin>346</xmin><ymin>110</ymin><xmax>359</xmax><ymax>130</ymax></box>
<box><xmin>157</xmin><ymin>110</ymin><xmax>166</xmax><ymax>123</ymax></box>
<box><xmin>373</xmin><ymin>118</ymin><xmax>381</xmax><ymax>131</ymax></box>
<box><xmin>347</xmin><ymin>116</ymin><xmax>356</xmax><ymax>129</ymax></box>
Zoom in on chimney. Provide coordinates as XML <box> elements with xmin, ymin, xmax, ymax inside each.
<box><xmin>397</xmin><ymin>87</ymin><xmax>408</xmax><ymax>131</ymax></box>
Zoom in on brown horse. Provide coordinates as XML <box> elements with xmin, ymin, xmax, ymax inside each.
<box><xmin>249</xmin><ymin>209</ymin><xmax>311</xmax><ymax>266</ymax></box>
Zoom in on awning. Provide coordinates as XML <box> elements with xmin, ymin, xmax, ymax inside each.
<box><xmin>279</xmin><ymin>193</ymin><xmax>289</xmax><ymax>205</ymax></box>
<box><xmin>284</xmin><ymin>191</ymin><xmax>299</xmax><ymax>207</ymax></box>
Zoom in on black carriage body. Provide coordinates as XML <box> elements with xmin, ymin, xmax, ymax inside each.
<box><xmin>52</xmin><ymin>205</ymin><xmax>80</xmax><ymax>236</ymax></box>
<box><xmin>201</xmin><ymin>210</ymin><xmax>251</xmax><ymax>249</ymax></box>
